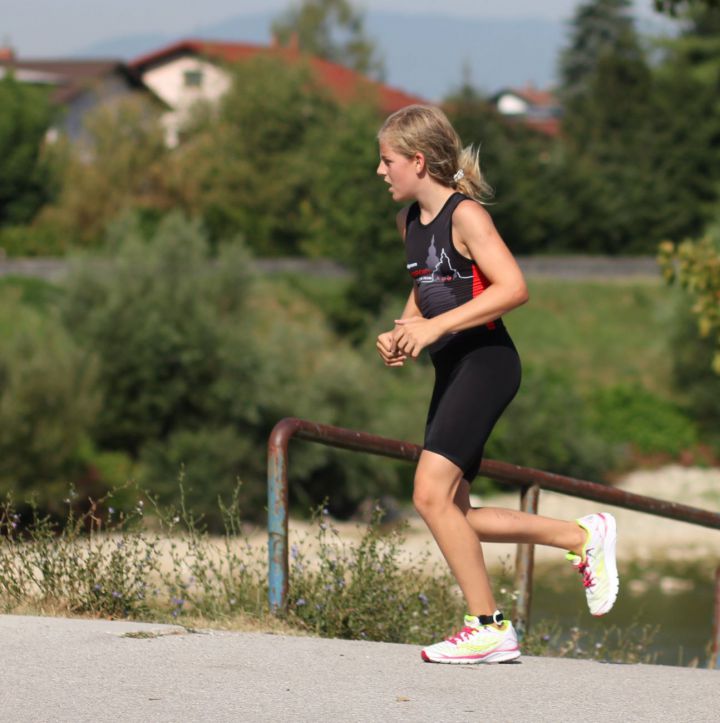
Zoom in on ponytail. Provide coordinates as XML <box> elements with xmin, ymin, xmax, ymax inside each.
<box><xmin>453</xmin><ymin>144</ymin><xmax>494</xmax><ymax>203</ymax></box>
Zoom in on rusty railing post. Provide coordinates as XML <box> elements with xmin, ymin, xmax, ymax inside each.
<box><xmin>267</xmin><ymin>419</ymin><xmax>298</xmax><ymax>614</ymax></box>
<box><xmin>711</xmin><ymin>564</ymin><xmax>720</xmax><ymax>670</ymax></box>
<box><xmin>513</xmin><ymin>484</ymin><xmax>540</xmax><ymax>640</ymax></box>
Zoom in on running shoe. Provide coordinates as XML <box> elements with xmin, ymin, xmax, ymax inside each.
<box><xmin>566</xmin><ymin>512</ymin><xmax>619</xmax><ymax>616</ymax></box>
<box><xmin>421</xmin><ymin>615</ymin><xmax>521</xmax><ymax>664</ymax></box>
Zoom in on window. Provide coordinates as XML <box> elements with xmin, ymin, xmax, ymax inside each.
<box><xmin>184</xmin><ymin>69</ymin><xmax>203</xmax><ymax>88</ymax></box>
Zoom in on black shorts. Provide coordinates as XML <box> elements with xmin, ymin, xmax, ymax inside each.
<box><xmin>423</xmin><ymin>322</ymin><xmax>521</xmax><ymax>481</ymax></box>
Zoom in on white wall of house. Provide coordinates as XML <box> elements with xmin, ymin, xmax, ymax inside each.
<box><xmin>141</xmin><ymin>55</ymin><xmax>231</xmax><ymax>147</ymax></box>
<box><xmin>496</xmin><ymin>93</ymin><xmax>529</xmax><ymax>116</ymax></box>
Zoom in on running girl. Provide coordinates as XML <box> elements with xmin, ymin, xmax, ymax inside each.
<box><xmin>375</xmin><ymin>105</ymin><xmax>619</xmax><ymax>664</ymax></box>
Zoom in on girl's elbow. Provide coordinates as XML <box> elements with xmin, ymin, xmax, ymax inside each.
<box><xmin>514</xmin><ymin>283</ymin><xmax>529</xmax><ymax>307</ymax></box>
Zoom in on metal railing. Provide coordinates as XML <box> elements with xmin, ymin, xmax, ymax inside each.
<box><xmin>267</xmin><ymin>417</ymin><xmax>720</xmax><ymax>668</ymax></box>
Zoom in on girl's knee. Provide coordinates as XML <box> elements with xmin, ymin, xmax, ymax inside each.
<box><xmin>412</xmin><ymin>471</ymin><xmax>452</xmax><ymax>517</ymax></box>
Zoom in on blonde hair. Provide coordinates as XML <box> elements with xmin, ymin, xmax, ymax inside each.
<box><xmin>378</xmin><ymin>104</ymin><xmax>493</xmax><ymax>203</ymax></box>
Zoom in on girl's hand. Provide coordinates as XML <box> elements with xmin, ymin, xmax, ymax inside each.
<box><xmin>393</xmin><ymin>317</ymin><xmax>443</xmax><ymax>358</ymax></box>
<box><xmin>376</xmin><ymin>330</ymin><xmax>408</xmax><ymax>367</ymax></box>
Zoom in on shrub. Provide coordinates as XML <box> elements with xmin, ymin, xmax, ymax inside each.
<box><xmin>0</xmin><ymin>290</ymin><xmax>100</xmax><ymax>512</ymax></box>
<box><xmin>667</xmin><ymin>299</ymin><xmax>720</xmax><ymax>442</ymax></box>
<box><xmin>0</xmin><ymin>223</ymin><xmax>70</xmax><ymax>256</ymax></box>
<box><xmin>286</xmin><ymin>507</ymin><xmax>463</xmax><ymax>643</ymax></box>
<box><xmin>588</xmin><ymin>383</ymin><xmax>698</xmax><ymax>457</ymax></box>
<box><xmin>486</xmin><ymin>365</ymin><xmax>622</xmax><ymax>482</ymax></box>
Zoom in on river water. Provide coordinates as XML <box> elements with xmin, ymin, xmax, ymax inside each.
<box><xmin>531</xmin><ymin>559</ymin><xmax>716</xmax><ymax>668</ymax></box>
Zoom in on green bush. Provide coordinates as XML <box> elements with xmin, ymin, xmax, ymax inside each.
<box><xmin>486</xmin><ymin>365</ymin><xmax>622</xmax><ymax>481</ymax></box>
<box><xmin>0</xmin><ymin>223</ymin><xmax>70</xmax><ymax>256</ymax></box>
<box><xmin>61</xmin><ymin>210</ymin><xmax>250</xmax><ymax>455</ymax></box>
<box><xmin>588</xmin><ymin>383</ymin><xmax>698</xmax><ymax>456</ymax></box>
<box><xmin>0</xmin><ymin>290</ymin><xmax>100</xmax><ymax>512</ymax></box>
<box><xmin>668</xmin><ymin>298</ymin><xmax>720</xmax><ymax>445</ymax></box>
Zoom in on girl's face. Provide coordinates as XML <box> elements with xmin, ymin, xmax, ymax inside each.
<box><xmin>377</xmin><ymin>139</ymin><xmax>422</xmax><ymax>202</ymax></box>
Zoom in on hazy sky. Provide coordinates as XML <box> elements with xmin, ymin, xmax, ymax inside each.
<box><xmin>1</xmin><ymin>0</ymin><xmax>665</xmax><ymax>56</ymax></box>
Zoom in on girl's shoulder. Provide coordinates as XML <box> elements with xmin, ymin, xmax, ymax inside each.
<box><xmin>451</xmin><ymin>196</ymin><xmax>496</xmax><ymax>246</ymax></box>
<box><xmin>452</xmin><ymin>196</ymin><xmax>493</xmax><ymax>228</ymax></box>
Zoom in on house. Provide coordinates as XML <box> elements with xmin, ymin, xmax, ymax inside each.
<box><xmin>0</xmin><ymin>46</ymin><xmax>166</xmax><ymax>145</ymax></box>
<box><xmin>490</xmin><ymin>85</ymin><xmax>562</xmax><ymax>137</ymax></box>
<box><xmin>128</xmin><ymin>38</ymin><xmax>427</xmax><ymax>147</ymax></box>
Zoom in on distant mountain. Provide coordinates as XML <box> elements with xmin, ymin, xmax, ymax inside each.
<box><xmin>366</xmin><ymin>13</ymin><xmax>565</xmax><ymax>99</ymax></box>
<box><xmin>74</xmin><ymin>11</ymin><xmax>568</xmax><ymax>100</ymax></box>
<box><xmin>76</xmin><ymin>33</ymin><xmax>173</xmax><ymax>60</ymax></box>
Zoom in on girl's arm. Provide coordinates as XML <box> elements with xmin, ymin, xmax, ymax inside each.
<box><xmin>432</xmin><ymin>201</ymin><xmax>528</xmax><ymax>334</ymax></box>
<box><xmin>377</xmin><ymin>207</ymin><xmax>421</xmax><ymax>366</ymax></box>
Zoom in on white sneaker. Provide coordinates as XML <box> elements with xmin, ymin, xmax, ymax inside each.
<box><xmin>421</xmin><ymin>615</ymin><xmax>521</xmax><ymax>664</ymax></box>
<box><xmin>566</xmin><ymin>512</ymin><xmax>619</xmax><ymax>616</ymax></box>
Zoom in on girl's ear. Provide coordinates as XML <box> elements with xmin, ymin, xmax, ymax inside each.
<box><xmin>414</xmin><ymin>152</ymin><xmax>426</xmax><ymax>174</ymax></box>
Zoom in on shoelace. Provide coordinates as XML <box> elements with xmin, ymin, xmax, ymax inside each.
<box><xmin>575</xmin><ymin>549</ymin><xmax>595</xmax><ymax>588</ymax></box>
<box><xmin>447</xmin><ymin>626</ymin><xmax>477</xmax><ymax>645</ymax></box>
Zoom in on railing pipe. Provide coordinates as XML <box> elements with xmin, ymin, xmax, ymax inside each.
<box><xmin>479</xmin><ymin>459</ymin><xmax>720</xmax><ymax>530</ymax></box>
<box><xmin>513</xmin><ymin>484</ymin><xmax>540</xmax><ymax>640</ymax></box>
<box><xmin>712</xmin><ymin>565</ymin><xmax>720</xmax><ymax>670</ymax></box>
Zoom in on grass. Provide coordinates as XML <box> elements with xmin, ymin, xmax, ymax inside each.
<box><xmin>509</xmin><ymin>279</ymin><xmax>677</xmax><ymax>398</ymax></box>
<box><xmin>0</xmin><ymin>275</ymin><xmax>64</xmax><ymax>311</ymax></box>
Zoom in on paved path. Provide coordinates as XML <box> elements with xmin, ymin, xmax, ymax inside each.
<box><xmin>1</xmin><ymin>615</ymin><xmax>716</xmax><ymax>722</ymax></box>
<box><xmin>0</xmin><ymin>255</ymin><xmax>661</xmax><ymax>282</ymax></box>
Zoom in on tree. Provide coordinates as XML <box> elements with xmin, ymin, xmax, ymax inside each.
<box><xmin>35</xmin><ymin>95</ymin><xmax>169</xmax><ymax>247</ymax></box>
<box><xmin>442</xmin><ymin>85</ymin><xmax>560</xmax><ymax>254</ymax></box>
<box><xmin>294</xmin><ymin>100</ymin><xmax>405</xmax><ymax>330</ymax></box>
<box><xmin>171</xmin><ymin>55</ymin><xmax>340</xmax><ymax>255</ymax></box>
<box><xmin>558</xmin><ymin>0</ymin><xmax>641</xmax><ymax>103</ymax></box>
<box><xmin>658</xmin><ymin>223</ymin><xmax>720</xmax><ymax>374</ymax></box>
<box><xmin>272</xmin><ymin>0</ymin><xmax>384</xmax><ymax>79</ymax></box>
<box><xmin>655</xmin><ymin>0</ymin><xmax>720</xmax><ymax>14</ymax></box>
<box><xmin>0</xmin><ymin>74</ymin><xmax>57</xmax><ymax>226</ymax></box>
<box><xmin>0</xmin><ymin>291</ymin><xmax>100</xmax><ymax>510</ymax></box>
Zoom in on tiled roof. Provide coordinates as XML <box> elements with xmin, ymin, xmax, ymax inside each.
<box><xmin>0</xmin><ymin>58</ymin><xmax>145</xmax><ymax>104</ymax></box>
<box><xmin>129</xmin><ymin>38</ymin><xmax>426</xmax><ymax>113</ymax></box>
<box><xmin>513</xmin><ymin>85</ymin><xmax>557</xmax><ymax>108</ymax></box>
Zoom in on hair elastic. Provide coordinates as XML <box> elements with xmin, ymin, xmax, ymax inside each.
<box><xmin>453</xmin><ymin>169</ymin><xmax>465</xmax><ymax>183</ymax></box>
